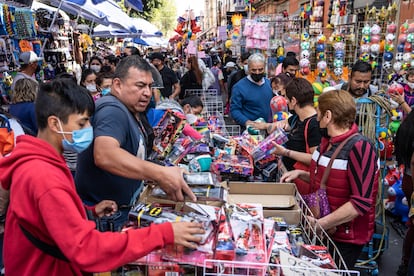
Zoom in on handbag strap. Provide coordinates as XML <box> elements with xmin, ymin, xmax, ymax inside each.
<box><xmin>303</xmin><ymin>117</ymin><xmax>311</xmax><ymax>154</ymax></box>
<box><xmin>320</xmin><ymin>133</ymin><xmax>359</xmax><ymax>189</ymax></box>
<box><xmin>20</xmin><ymin>224</ymin><xmax>69</xmax><ymax>262</ymax></box>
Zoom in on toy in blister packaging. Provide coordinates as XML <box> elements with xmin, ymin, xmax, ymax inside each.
<box><xmin>188</xmin><ymin>154</ymin><xmax>212</xmax><ymax>172</ymax></box>
<box><xmin>207</xmin><ymin>115</ymin><xmax>227</xmax><ymax>136</ymax></box>
<box><xmin>288</xmin><ymin>226</ymin><xmax>304</xmax><ymax>257</ymax></box>
<box><xmin>254</xmin><ymin>152</ymin><xmax>279</xmax><ymax>170</ymax></box>
<box><xmin>162</xmin><ymin>203</ymin><xmax>221</xmax><ymax>267</ymax></box>
<box><xmin>234</xmin><ymin>132</ymin><xmax>264</xmax><ymax>154</ymax></box>
<box><xmin>187</xmin><ymin>142</ymin><xmax>210</xmax><ymax>154</ymax></box>
<box><xmin>227</xmin><ymin>203</ymin><xmax>266</xmax><ymax>265</ymax></box>
<box><xmin>150</xmin><ymin>185</ymin><xmax>227</xmax><ymax>202</ymax></box>
<box><xmin>131</xmin><ymin>249</ymin><xmax>184</xmax><ymax>276</ymax></box>
<box><xmin>299</xmin><ymin>244</ymin><xmax>337</xmax><ymax>269</ymax></box>
<box><xmin>268</xmin><ymin>216</ymin><xmax>288</xmax><ymax>231</ymax></box>
<box><xmin>246</xmin><ymin>118</ymin><xmax>267</xmax><ymax>136</ymax></box>
<box><xmin>164</xmin><ymin>137</ymin><xmax>193</xmax><ymax>165</ymax></box>
<box><xmin>264</xmin><ymin>218</ymin><xmax>275</xmax><ymax>263</ymax></box>
<box><xmin>153</xmin><ymin>110</ymin><xmax>186</xmax><ymax>158</ymax></box>
<box><xmin>183</xmin><ymin>172</ymin><xmax>217</xmax><ymax>186</ymax></box>
<box><xmin>251</xmin><ymin>127</ymin><xmax>288</xmax><ymax>162</ymax></box>
<box><xmin>162</xmin><ymin>236</ymin><xmax>216</xmax><ymax>268</ymax></box>
<box><xmin>215</xmin><ymin>210</ymin><xmax>236</xmax><ymax>261</ymax></box>
<box><xmin>269</xmin><ymin>231</ymin><xmax>291</xmax><ymax>262</ymax></box>
<box><xmin>212</xmin><ymin>153</ymin><xmax>254</xmax><ymax>177</ymax></box>
<box><xmin>128</xmin><ymin>202</ymin><xmax>218</xmax><ymax>247</ymax></box>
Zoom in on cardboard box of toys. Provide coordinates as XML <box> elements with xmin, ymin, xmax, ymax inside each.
<box><xmin>227</xmin><ymin>182</ymin><xmax>301</xmax><ymax>225</ymax></box>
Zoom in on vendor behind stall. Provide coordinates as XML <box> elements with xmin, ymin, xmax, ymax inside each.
<box><xmin>75</xmin><ymin>55</ymin><xmax>196</xmax><ymax>231</ymax></box>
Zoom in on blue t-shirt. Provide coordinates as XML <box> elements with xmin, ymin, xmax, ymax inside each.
<box><xmin>230</xmin><ymin>77</ymin><xmax>273</xmax><ymax>126</ymax></box>
<box><xmin>9</xmin><ymin>102</ymin><xmax>37</xmax><ymax>135</ymax></box>
<box><xmin>75</xmin><ymin>95</ymin><xmax>146</xmax><ymax>206</ymax></box>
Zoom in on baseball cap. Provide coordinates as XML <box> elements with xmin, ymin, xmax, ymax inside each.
<box><xmin>19</xmin><ymin>51</ymin><xmax>43</xmax><ymax>65</ymax></box>
<box><xmin>224</xmin><ymin>61</ymin><xmax>236</xmax><ymax>68</ymax></box>
<box><xmin>149</xmin><ymin>52</ymin><xmax>164</xmax><ymax>61</ymax></box>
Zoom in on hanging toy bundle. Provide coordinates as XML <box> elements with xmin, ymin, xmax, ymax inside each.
<box><xmin>299</xmin><ymin>31</ymin><xmax>311</xmax><ymax>76</ymax></box>
<box><xmin>316</xmin><ymin>33</ymin><xmax>327</xmax><ymax>77</ymax></box>
<box><xmin>359</xmin><ymin>24</ymin><xmax>372</xmax><ymax>63</ymax></box>
<box><xmin>383</xmin><ymin>22</ymin><xmax>397</xmax><ymax>74</ymax></box>
<box><xmin>332</xmin><ymin>32</ymin><xmax>345</xmax><ymax>77</ymax></box>
<box><xmin>369</xmin><ymin>23</ymin><xmax>381</xmax><ymax>71</ymax></box>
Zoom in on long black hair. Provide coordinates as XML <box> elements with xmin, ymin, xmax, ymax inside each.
<box><xmin>395</xmin><ymin>111</ymin><xmax>414</xmax><ymax>167</ymax></box>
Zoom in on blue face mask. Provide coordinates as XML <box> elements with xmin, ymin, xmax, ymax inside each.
<box><xmin>101</xmin><ymin>88</ymin><xmax>111</xmax><ymax>96</ymax></box>
<box><xmin>57</xmin><ymin>120</ymin><xmax>93</xmax><ymax>153</ymax></box>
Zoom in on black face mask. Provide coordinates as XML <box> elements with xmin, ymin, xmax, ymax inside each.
<box><xmin>251</xmin><ymin>73</ymin><xmax>263</xmax><ymax>83</ymax></box>
<box><xmin>319</xmin><ymin>127</ymin><xmax>330</xmax><ymax>138</ymax></box>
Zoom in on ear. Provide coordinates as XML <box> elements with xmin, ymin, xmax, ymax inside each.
<box><xmin>325</xmin><ymin>110</ymin><xmax>332</xmax><ymax>121</ymax></box>
<box><xmin>112</xmin><ymin>78</ymin><xmax>122</xmax><ymax>94</ymax></box>
<box><xmin>48</xmin><ymin>115</ymin><xmax>61</xmax><ymax>133</ymax></box>
<box><xmin>182</xmin><ymin>103</ymin><xmax>191</xmax><ymax>114</ymax></box>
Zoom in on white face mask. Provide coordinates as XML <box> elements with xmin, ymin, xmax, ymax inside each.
<box><xmin>407</xmin><ymin>81</ymin><xmax>414</xmax><ymax>89</ymax></box>
<box><xmin>90</xmin><ymin>65</ymin><xmax>101</xmax><ymax>73</ymax></box>
<box><xmin>86</xmin><ymin>84</ymin><xmax>97</xmax><ymax>92</ymax></box>
<box><xmin>186</xmin><ymin>114</ymin><xmax>198</xmax><ymax>125</ymax></box>
<box><xmin>243</xmin><ymin>64</ymin><xmax>248</xmax><ymax>74</ymax></box>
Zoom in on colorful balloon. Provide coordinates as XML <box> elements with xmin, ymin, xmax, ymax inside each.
<box><xmin>371</xmin><ymin>24</ymin><xmax>381</xmax><ymax>35</ymax></box>
<box><xmin>383</xmin><ymin>51</ymin><xmax>394</xmax><ymax>61</ymax></box>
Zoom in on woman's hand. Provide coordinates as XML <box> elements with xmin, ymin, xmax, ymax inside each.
<box><xmin>271</xmin><ymin>142</ymin><xmax>288</xmax><ymax>156</ymax></box>
<box><xmin>274</xmin><ymin>119</ymin><xmax>290</xmax><ymax>131</ymax></box>
<box><xmin>389</xmin><ymin>92</ymin><xmax>405</xmax><ymax>106</ymax></box>
<box><xmin>280</xmin><ymin>170</ymin><xmax>302</xmax><ymax>182</ymax></box>
<box><xmin>249</xmin><ymin>121</ymin><xmax>269</xmax><ymax>130</ymax></box>
<box><xmin>94</xmin><ymin>200</ymin><xmax>118</xmax><ymax>218</ymax></box>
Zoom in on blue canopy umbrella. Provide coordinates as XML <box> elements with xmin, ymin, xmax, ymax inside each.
<box><xmin>92</xmin><ymin>16</ymin><xmax>162</xmax><ymax>38</ymax></box>
<box><xmin>50</xmin><ymin>0</ymin><xmax>108</xmax><ymax>25</ymax></box>
<box><xmin>92</xmin><ymin>24</ymin><xmax>142</xmax><ymax>37</ymax></box>
<box><xmin>124</xmin><ymin>0</ymin><xmax>143</xmax><ymax>12</ymax></box>
<box><xmin>51</xmin><ymin>0</ymin><xmax>138</xmax><ymax>34</ymax></box>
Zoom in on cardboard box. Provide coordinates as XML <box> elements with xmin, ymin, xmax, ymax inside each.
<box><xmin>227</xmin><ymin>182</ymin><xmax>301</xmax><ymax>225</ymax></box>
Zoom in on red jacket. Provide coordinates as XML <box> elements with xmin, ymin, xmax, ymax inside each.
<box><xmin>309</xmin><ymin>124</ymin><xmax>378</xmax><ymax>245</ymax></box>
<box><xmin>0</xmin><ymin>135</ymin><xmax>174</xmax><ymax>275</ymax></box>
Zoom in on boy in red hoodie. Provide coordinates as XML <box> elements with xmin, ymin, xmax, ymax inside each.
<box><xmin>0</xmin><ymin>79</ymin><xmax>204</xmax><ymax>275</ymax></box>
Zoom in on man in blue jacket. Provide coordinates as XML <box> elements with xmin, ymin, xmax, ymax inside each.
<box><xmin>230</xmin><ymin>53</ymin><xmax>273</xmax><ymax>129</ymax></box>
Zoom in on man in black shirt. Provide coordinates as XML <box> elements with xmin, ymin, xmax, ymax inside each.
<box><xmin>227</xmin><ymin>52</ymin><xmax>250</xmax><ymax>103</ymax></box>
<box><xmin>150</xmin><ymin>52</ymin><xmax>180</xmax><ymax>99</ymax></box>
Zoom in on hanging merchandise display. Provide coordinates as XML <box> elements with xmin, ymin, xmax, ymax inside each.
<box><xmin>383</xmin><ymin>22</ymin><xmax>397</xmax><ymax>77</ymax></box>
<box><xmin>399</xmin><ymin>21</ymin><xmax>412</xmax><ymax>72</ymax></box>
<box><xmin>243</xmin><ymin>19</ymin><xmax>269</xmax><ymax>50</ymax></box>
<box><xmin>299</xmin><ymin>31</ymin><xmax>311</xmax><ymax>76</ymax></box>
<box><xmin>332</xmin><ymin>32</ymin><xmax>345</xmax><ymax>78</ymax></box>
<box><xmin>309</xmin><ymin>0</ymin><xmax>324</xmax><ymax>35</ymax></box>
<box><xmin>316</xmin><ymin>33</ymin><xmax>327</xmax><ymax>78</ymax></box>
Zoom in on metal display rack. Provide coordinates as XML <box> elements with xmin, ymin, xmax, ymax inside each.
<box><xmin>199</xmin><ymin>191</ymin><xmax>359</xmax><ymax>276</ymax></box>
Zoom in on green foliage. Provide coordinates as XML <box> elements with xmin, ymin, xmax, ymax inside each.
<box><xmin>150</xmin><ymin>0</ymin><xmax>177</xmax><ymax>36</ymax></box>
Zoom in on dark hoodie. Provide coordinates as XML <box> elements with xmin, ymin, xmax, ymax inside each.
<box><xmin>0</xmin><ymin>135</ymin><xmax>173</xmax><ymax>275</ymax></box>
